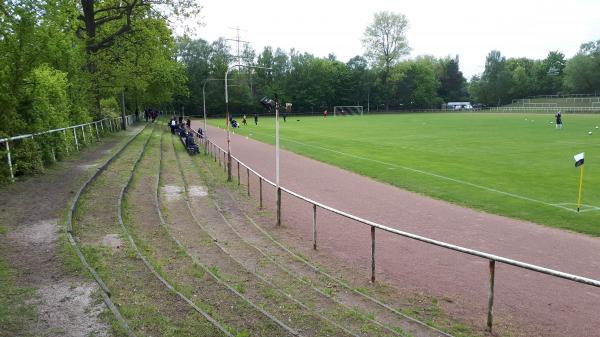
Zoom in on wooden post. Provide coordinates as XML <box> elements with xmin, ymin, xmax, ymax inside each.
<box><xmin>371</xmin><ymin>226</ymin><xmax>376</xmax><ymax>283</ymax></box>
<box><xmin>81</xmin><ymin>125</ymin><xmax>86</xmax><ymax>143</ymax></box>
<box><xmin>487</xmin><ymin>260</ymin><xmax>496</xmax><ymax>332</ymax></box>
<box><xmin>95</xmin><ymin>122</ymin><xmax>100</xmax><ymax>140</ymax></box>
<box><xmin>237</xmin><ymin>162</ymin><xmax>240</xmax><ymax>185</ymax></box>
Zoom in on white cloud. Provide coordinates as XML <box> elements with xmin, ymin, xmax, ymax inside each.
<box><xmin>187</xmin><ymin>0</ymin><xmax>600</xmax><ymax>78</ymax></box>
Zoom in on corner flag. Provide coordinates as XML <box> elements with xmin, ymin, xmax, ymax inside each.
<box><xmin>574</xmin><ymin>152</ymin><xmax>585</xmax><ymax>167</ymax></box>
<box><xmin>574</xmin><ymin>152</ymin><xmax>585</xmax><ymax>212</ymax></box>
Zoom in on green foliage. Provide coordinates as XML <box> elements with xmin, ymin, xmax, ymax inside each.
<box><xmin>0</xmin><ymin>0</ymin><xmax>189</xmax><ymax>181</ymax></box>
<box><xmin>22</xmin><ymin>65</ymin><xmax>70</xmax><ymax>131</ymax></box>
<box><xmin>362</xmin><ymin>11</ymin><xmax>410</xmax><ymax>70</ymax></box>
<box><xmin>563</xmin><ymin>41</ymin><xmax>600</xmax><ymax>93</ymax></box>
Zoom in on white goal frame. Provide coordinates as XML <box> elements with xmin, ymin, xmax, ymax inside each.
<box><xmin>333</xmin><ymin>106</ymin><xmax>364</xmax><ymax>117</ymax></box>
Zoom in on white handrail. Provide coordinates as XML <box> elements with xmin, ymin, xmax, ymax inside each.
<box><xmin>0</xmin><ymin>115</ymin><xmax>134</xmax><ymax>143</ymax></box>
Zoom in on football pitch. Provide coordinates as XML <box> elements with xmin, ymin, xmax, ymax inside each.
<box><xmin>208</xmin><ymin>112</ymin><xmax>600</xmax><ymax>236</ymax></box>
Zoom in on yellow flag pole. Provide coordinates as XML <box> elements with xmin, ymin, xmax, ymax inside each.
<box><xmin>577</xmin><ymin>165</ymin><xmax>584</xmax><ymax>212</ymax></box>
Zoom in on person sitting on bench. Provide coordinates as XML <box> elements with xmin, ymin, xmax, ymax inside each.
<box><xmin>179</xmin><ymin>127</ymin><xmax>187</xmax><ymax>138</ymax></box>
<box><xmin>186</xmin><ymin>132</ymin><xmax>199</xmax><ymax>153</ymax></box>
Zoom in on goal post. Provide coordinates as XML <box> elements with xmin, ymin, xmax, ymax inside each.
<box><xmin>333</xmin><ymin>106</ymin><xmax>364</xmax><ymax>116</ymax></box>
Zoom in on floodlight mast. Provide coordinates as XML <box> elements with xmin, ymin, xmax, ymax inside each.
<box><xmin>203</xmin><ymin>78</ymin><xmax>245</xmax><ymax>154</ymax></box>
<box><xmin>203</xmin><ymin>78</ymin><xmax>225</xmax><ymax>154</ymax></box>
<box><xmin>224</xmin><ymin>64</ymin><xmax>271</xmax><ymax>182</ymax></box>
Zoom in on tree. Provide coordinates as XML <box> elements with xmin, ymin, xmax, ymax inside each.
<box><xmin>362</xmin><ymin>11</ymin><xmax>410</xmax><ymax>109</ymax></box>
<box><xmin>563</xmin><ymin>41</ymin><xmax>600</xmax><ymax>94</ymax></box>
<box><xmin>392</xmin><ymin>57</ymin><xmax>441</xmax><ymax>109</ymax></box>
<box><xmin>362</xmin><ymin>11</ymin><xmax>410</xmax><ymax>71</ymax></box>
<box><xmin>437</xmin><ymin>55</ymin><xmax>467</xmax><ymax>102</ymax></box>
<box><xmin>477</xmin><ymin>50</ymin><xmax>513</xmax><ymax>105</ymax></box>
<box><xmin>76</xmin><ymin>0</ymin><xmax>201</xmax><ymax>111</ymax></box>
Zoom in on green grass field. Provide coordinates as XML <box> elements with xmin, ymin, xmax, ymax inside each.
<box><xmin>207</xmin><ymin>112</ymin><xmax>600</xmax><ymax>236</ymax></box>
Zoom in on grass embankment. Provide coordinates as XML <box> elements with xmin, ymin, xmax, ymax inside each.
<box><xmin>0</xmin><ymin>226</ymin><xmax>36</xmax><ymax>337</ymax></box>
<box><xmin>73</xmin><ymin>127</ymin><xmax>221</xmax><ymax>336</ymax></box>
<box><xmin>208</xmin><ymin>113</ymin><xmax>600</xmax><ymax>235</ymax></box>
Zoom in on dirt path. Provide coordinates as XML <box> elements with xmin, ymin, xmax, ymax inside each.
<box><xmin>201</xmin><ymin>123</ymin><xmax>600</xmax><ymax>337</ymax></box>
<box><xmin>0</xmin><ymin>128</ymin><xmax>141</xmax><ymax>337</ymax></box>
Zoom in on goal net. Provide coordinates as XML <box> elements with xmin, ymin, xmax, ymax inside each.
<box><xmin>333</xmin><ymin>106</ymin><xmax>363</xmax><ymax>116</ymax></box>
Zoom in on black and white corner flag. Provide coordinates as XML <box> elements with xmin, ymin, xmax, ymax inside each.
<box><xmin>574</xmin><ymin>152</ymin><xmax>585</xmax><ymax>167</ymax></box>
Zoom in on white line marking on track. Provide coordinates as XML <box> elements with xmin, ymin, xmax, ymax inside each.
<box><xmin>241</xmin><ymin>128</ymin><xmax>600</xmax><ymax>213</ymax></box>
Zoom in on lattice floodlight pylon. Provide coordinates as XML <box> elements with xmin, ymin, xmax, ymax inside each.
<box><xmin>333</xmin><ymin>106</ymin><xmax>364</xmax><ymax>116</ymax></box>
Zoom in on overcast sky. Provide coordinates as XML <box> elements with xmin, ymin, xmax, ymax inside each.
<box><xmin>186</xmin><ymin>0</ymin><xmax>600</xmax><ymax>78</ymax></box>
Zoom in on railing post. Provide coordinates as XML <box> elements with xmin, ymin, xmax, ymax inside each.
<box><xmin>81</xmin><ymin>125</ymin><xmax>86</xmax><ymax>143</ymax></box>
<box><xmin>224</xmin><ymin>152</ymin><xmax>227</xmax><ymax>172</ymax></box>
<box><xmin>63</xmin><ymin>129</ymin><xmax>69</xmax><ymax>154</ymax></box>
<box><xmin>312</xmin><ymin>204</ymin><xmax>317</xmax><ymax>250</ymax></box>
<box><xmin>259</xmin><ymin>177</ymin><xmax>263</xmax><ymax>209</ymax></box>
<box><xmin>246</xmin><ymin>167</ymin><xmax>250</xmax><ymax>196</ymax></box>
<box><xmin>95</xmin><ymin>122</ymin><xmax>100</xmax><ymax>140</ymax></box>
<box><xmin>237</xmin><ymin>162</ymin><xmax>240</xmax><ymax>185</ymax></box>
<box><xmin>276</xmin><ymin>187</ymin><xmax>281</xmax><ymax>226</ymax></box>
<box><xmin>487</xmin><ymin>260</ymin><xmax>496</xmax><ymax>332</ymax></box>
<box><xmin>51</xmin><ymin>147</ymin><xmax>56</xmax><ymax>162</ymax></box>
<box><xmin>371</xmin><ymin>226</ymin><xmax>376</xmax><ymax>283</ymax></box>
<box><xmin>73</xmin><ymin>128</ymin><xmax>79</xmax><ymax>151</ymax></box>
<box><xmin>100</xmin><ymin>120</ymin><xmax>104</xmax><ymax>134</ymax></box>
<box><xmin>5</xmin><ymin>141</ymin><xmax>14</xmax><ymax>182</ymax></box>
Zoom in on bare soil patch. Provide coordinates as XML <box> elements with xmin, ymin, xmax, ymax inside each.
<box><xmin>162</xmin><ymin>184</ymin><xmax>184</xmax><ymax>201</ymax></box>
<box><xmin>100</xmin><ymin>234</ymin><xmax>123</xmax><ymax>250</ymax></box>
<box><xmin>188</xmin><ymin>185</ymin><xmax>208</xmax><ymax>197</ymax></box>
<box><xmin>34</xmin><ymin>281</ymin><xmax>108</xmax><ymax>337</ymax></box>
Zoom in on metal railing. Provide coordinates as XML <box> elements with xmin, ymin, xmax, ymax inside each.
<box><xmin>191</xmin><ymin>129</ymin><xmax>600</xmax><ymax>333</ymax></box>
<box><xmin>1</xmin><ymin>115</ymin><xmax>135</xmax><ymax>181</ymax></box>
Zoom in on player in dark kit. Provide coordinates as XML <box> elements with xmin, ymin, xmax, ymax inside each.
<box><xmin>555</xmin><ymin>111</ymin><xmax>563</xmax><ymax>129</ymax></box>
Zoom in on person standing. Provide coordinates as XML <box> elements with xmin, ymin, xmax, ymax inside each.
<box><xmin>242</xmin><ymin>114</ymin><xmax>247</xmax><ymax>126</ymax></box>
<box><xmin>254</xmin><ymin>112</ymin><xmax>258</xmax><ymax>125</ymax></box>
<box><xmin>323</xmin><ymin>109</ymin><xmax>328</xmax><ymax>118</ymax></box>
<box><xmin>555</xmin><ymin>111</ymin><xmax>563</xmax><ymax>129</ymax></box>
<box><xmin>170</xmin><ymin>117</ymin><xmax>177</xmax><ymax>134</ymax></box>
